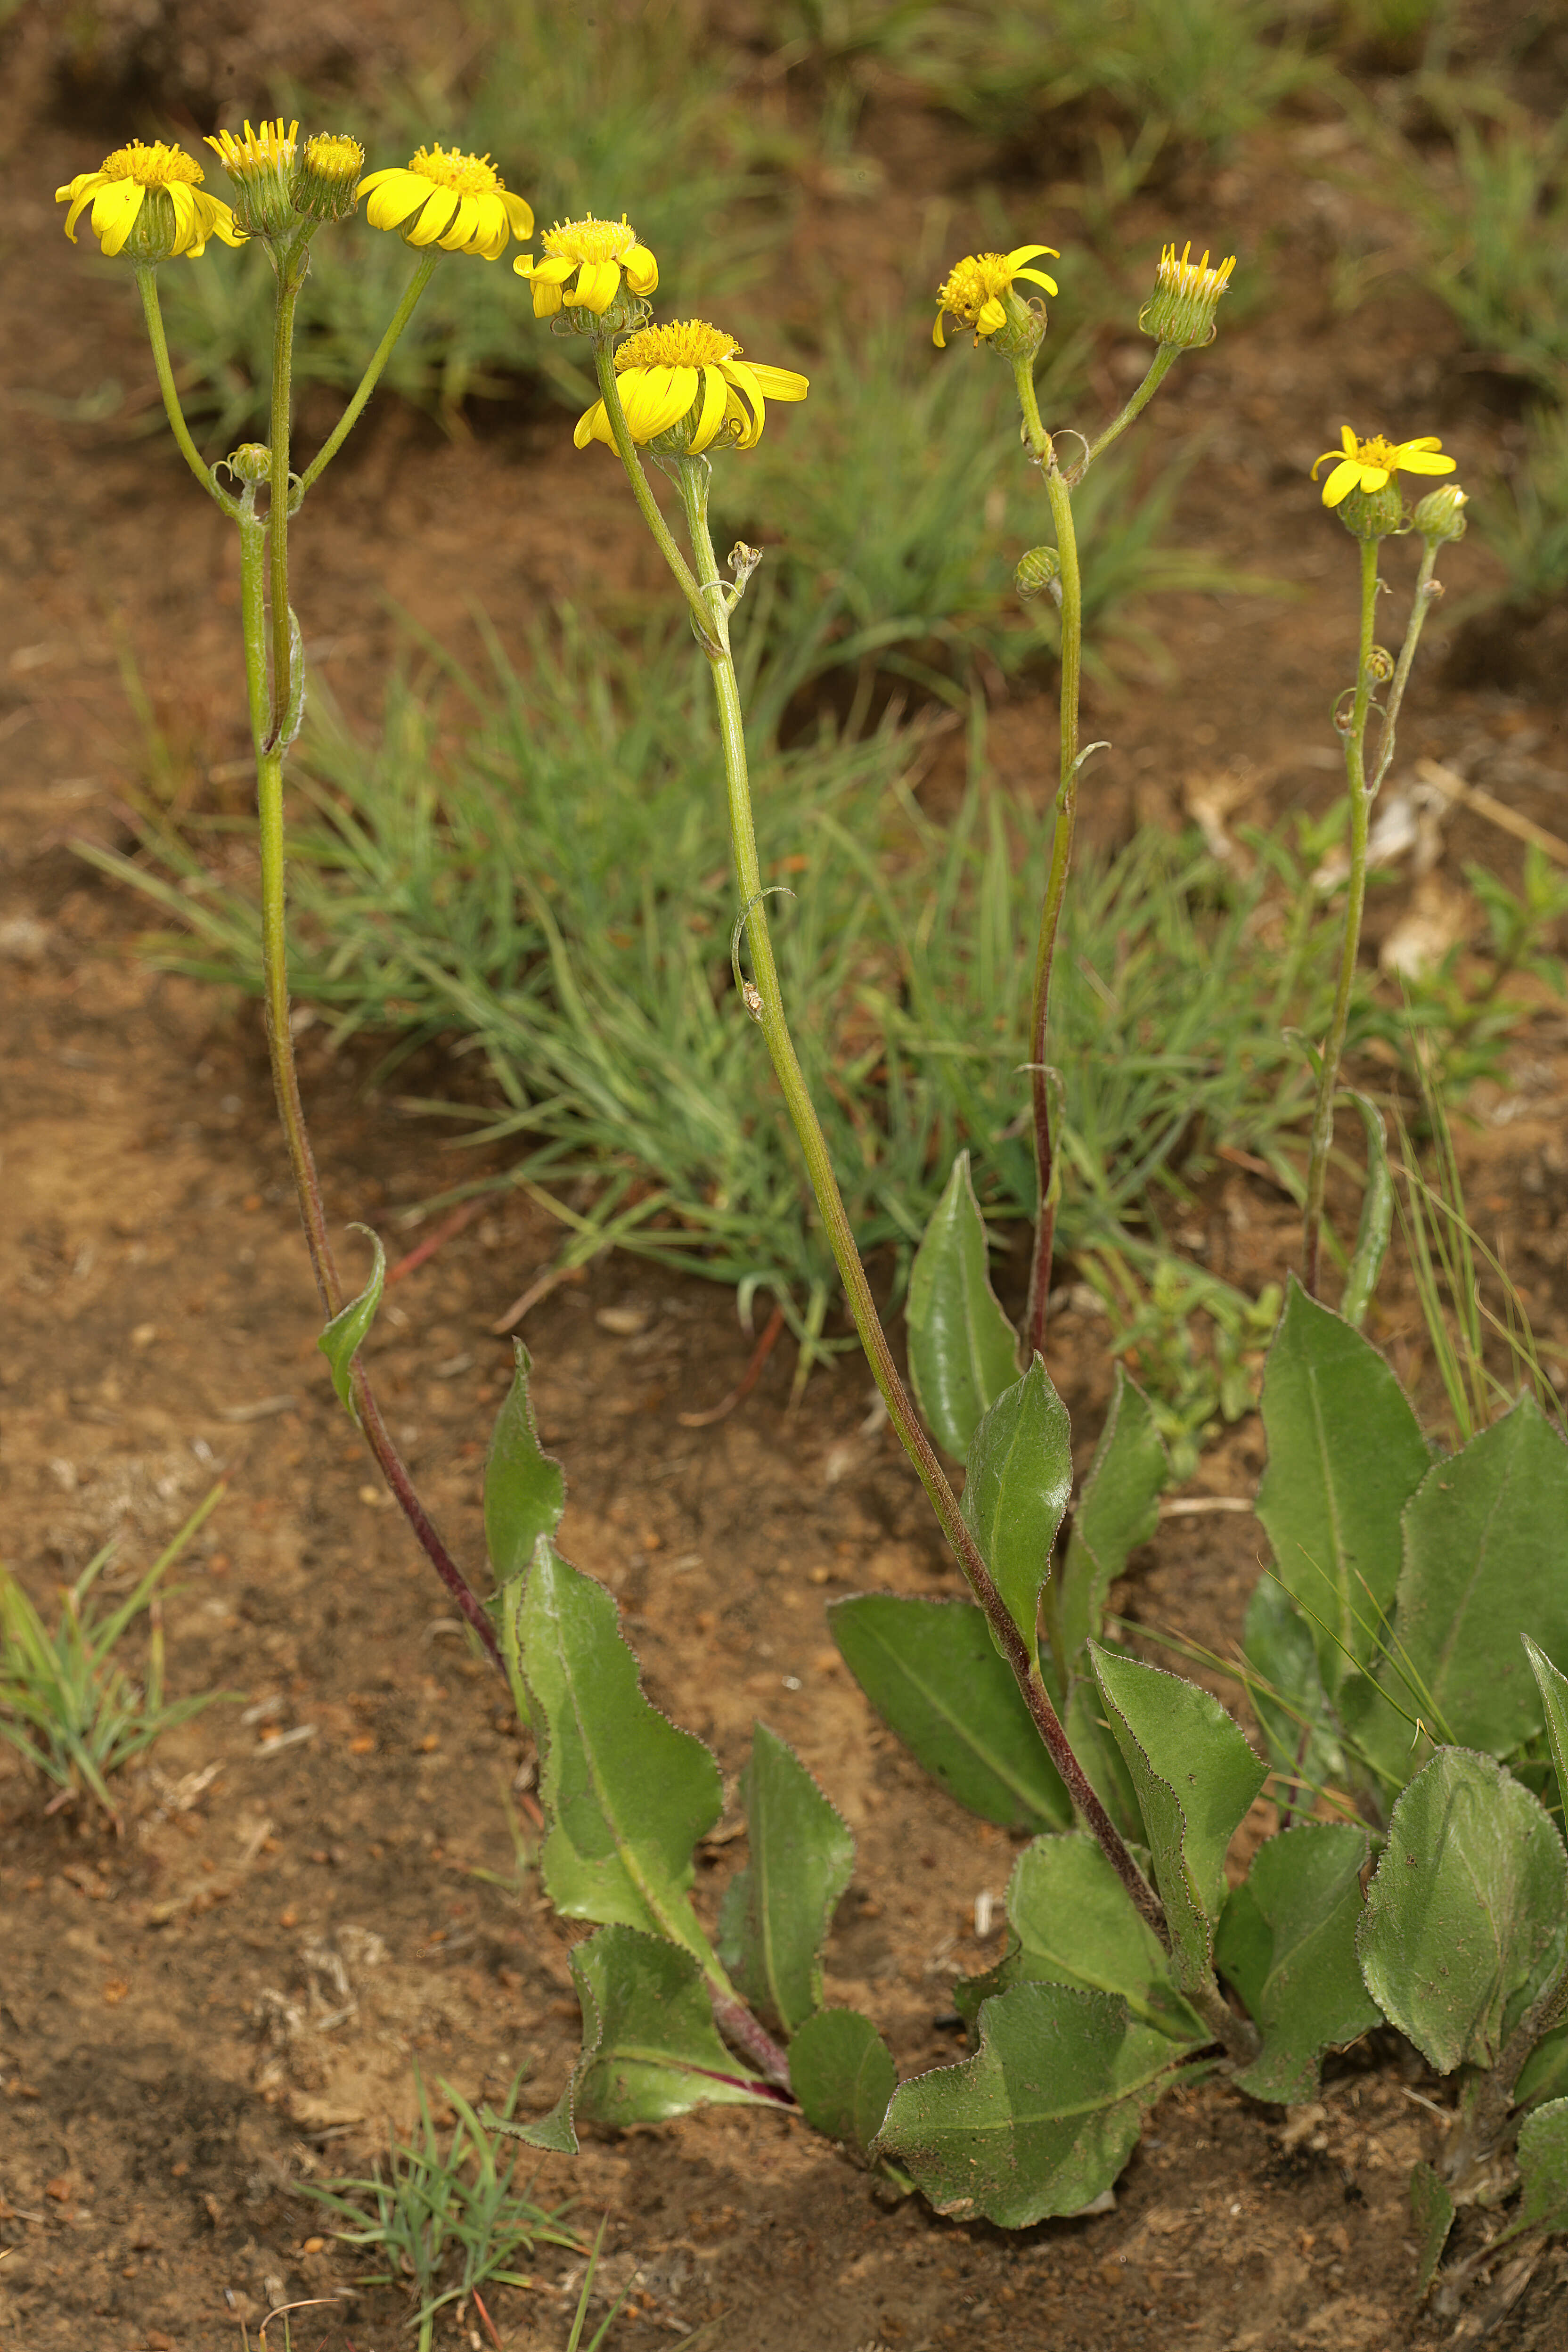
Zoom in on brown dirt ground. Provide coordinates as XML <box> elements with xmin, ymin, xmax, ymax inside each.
<box><xmin>5</xmin><ymin>5</ymin><xmax>1568</xmax><ymax>2350</ymax></box>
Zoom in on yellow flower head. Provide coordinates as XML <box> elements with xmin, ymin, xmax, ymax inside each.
<box><xmin>1312</xmin><ymin>426</ymin><xmax>1455</xmax><ymax>508</ymax></box>
<box><xmin>56</xmin><ymin>139</ymin><xmax>246</xmax><ymax>262</ymax></box>
<box><xmin>574</xmin><ymin>319</ymin><xmax>808</xmax><ymax>456</ymax></box>
<box><xmin>515</xmin><ymin>214</ymin><xmax>659</xmax><ymax>318</ymax></box>
<box><xmin>358</xmin><ymin>146</ymin><xmax>532</xmax><ymax>259</ymax></box>
<box><xmin>205</xmin><ymin>118</ymin><xmax>299</xmax><ymax>238</ymax></box>
<box><xmin>1140</xmin><ymin>241</ymin><xmax>1235</xmax><ymax>348</ymax></box>
<box><xmin>933</xmin><ymin>245</ymin><xmax>1058</xmax><ymax>348</ymax></box>
<box><xmin>293</xmin><ymin>132</ymin><xmax>367</xmax><ymax>225</ymax></box>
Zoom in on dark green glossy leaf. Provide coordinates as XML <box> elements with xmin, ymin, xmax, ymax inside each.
<box><xmin>1215</xmin><ymin>1823</ymin><xmax>1381</xmax><ymax>2104</ymax></box>
<box><xmin>718</xmin><ymin>1723</ymin><xmax>854</xmax><ymax>2037</ymax></box>
<box><xmin>1340</xmin><ymin>1089</ymin><xmax>1392</xmax><ymax>1331</ymax></box>
<box><xmin>508</xmin><ymin>1926</ymin><xmax>773</xmax><ymax>2148</ymax></box>
<box><xmin>316</xmin><ymin>1224</ymin><xmax>385</xmax><ymax>1429</ymax></box>
<box><xmin>1410</xmin><ymin>2161</ymin><xmax>1455</xmax><ymax>2296</ymax></box>
<box><xmin>828</xmin><ymin>1595</ymin><xmax>1069</xmax><ymax>1832</ymax></box>
<box><xmin>1046</xmin><ymin>1368</ymin><xmax>1168</xmax><ymax>1683</ymax></box>
<box><xmin>1358</xmin><ymin>1748</ymin><xmax>1568</xmax><ymax>2074</ymax></box>
<box><xmin>1390</xmin><ymin>1402</ymin><xmax>1568</xmax><ymax>1757</ymax></box>
<box><xmin>906</xmin><ymin>1151</ymin><xmax>1019</xmax><ymax>1460</ymax></box>
<box><xmin>521</xmin><ymin>1537</ymin><xmax>721</xmax><ymax>1970</ymax></box>
<box><xmin>788</xmin><ymin>2008</ymin><xmax>897</xmax><ymax>2156</ymax></box>
<box><xmin>1518</xmin><ymin>2098</ymin><xmax>1568</xmax><ymax>2233</ymax></box>
<box><xmin>1089</xmin><ymin>1645</ymin><xmax>1267</xmax><ymax>1996</ymax></box>
<box><xmin>484</xmin><ymin>1342</ymin><xmax>565</xmax><ymax>1588</ymax></box>
<box><xmin>1255</xmin><ymin>1277</ymin><xmax>1429</xmax><ymax>1698</ymax></box>
<box><xmin>955</xmin><ymin>1832</ymin><xmax>1202</xmax><ymax>2045</ymax></box>
<box><xmin>959</xmin><ymin>1357</ymin><xmax>1072</xmax><ymax>1668</ymax></box>
<box><xmin>874</xmin><ymin>1980</ymin><xmax>1182</xmax><ymax>2226</ymax></box>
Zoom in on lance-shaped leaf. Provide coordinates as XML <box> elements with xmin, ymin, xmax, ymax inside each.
<box><xmin>1089</xmin><ymin>1645</ymin><xmax>1267</xmax><ymax>1995</ymax></box>
<box><xmin>1410</xmin><ymin>2162</ymin><xmax>1455</xmax><ymax>2296</ymax></box>
<box><xmin>521</xmin><ymin>1538</ymin><xmax>722</xmax><ymax>1970</ymax></box>
<box><xmin>1339</xmin><ymin>1089</ymin><xmax>1392</xmax><ymax>1331</ymax></box>
<box><xmin>1517</xmin><ymin>2098</ymin><xmax>1568</xmax><ymax>2235</ymax></box>
<box><xmin>317</xmin><ymin>1224</ymin><xmax>385</xmax><ymax>1429</ymax></box>
<box><xmin>507</xmin><ymin>1926</ymin><xmax>775</xmax><ymax>2149</ymax></box>
<box><xmin>1517</xmin><ymin>2023</ymin><xmax>1568</xmax><ymax>2110</ymax></box>
<box><xmin>1065</xmin><ymin>1678</ymin><xmax>1143</xmax><ymax>1843</ymax></box>
<box><xmin>1387</xmin><ymin>1403</ymin><xmax>1568</xmax><ymax>1759</ymax></box>
<box><xmin>906</xmin><ymin>1151</ymin><xmax>1019</xmax><ymax>1460</ymax></box>
<box><xmin>959</xmin><ymin>1357</ymin><xmax>1072</xmax><ymax>1668</ymax></box>
<box><xmin>874</xmin><ymin>1979</ymin><xmax>1183</xmax><ymax>2227</ymax></box>
<box><xmin>954</xmin><ymin>1832</ymin><xmax>1202</xmax><ymax>2045</ymax></box>
<box><xmin>1241</xmin><ymin>1576</ymin><xmax>1346</xmax><ymax>1797</ymax></box>
<box><xmin>788</xmin><ymin>2008</ymin><xmax>897</xmax><ymax>2156</ymax></box>
<box><xmin>1358</xmin><ymin>1748</ymin><xmax>1568</xmax><ymax>2074</ymax></box>
<box><xmin>718</xmin><ymin>1723</ymin><xmax>854</xmax><ymax>2037</ymax></box>
<box><xmin>1255</xmin><ymin>1277</ymin><xmax>1429</xmax><ymax>1697</ymax></box>
<box><xmin>1046</xmin><ymin>1368</ymin><xmax>1168</xmax><ymax>1685</ymax></box>
<box><xmin>1525</xmin><ymin>1636</ymin><xmax>1568</xmax><ymax>1800</ymax></box>
<box><xmin>484</xmin><ymin>1342</ymin><xmax>565</xmax><ymax>1588</ymax></box>
<box><xmin>1214</xmin><ymin>1823</ymin><xmax>1381</xmax><ymax>2103</ymax></box>
<box><xmin>828</xmin><ymin>1595</ymin><xmax>1070</xmax><ymax>1832</ymax></box>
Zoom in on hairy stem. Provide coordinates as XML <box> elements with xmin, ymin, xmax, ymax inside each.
<box><xmin>266</xmin><ymin>237</ymin><xmax>310</xmax><ymax>750</ymax></box>
<box><xmin>591</xmin><ymin>338</ymin><xmax>713</xmax><ymax>642</ymax></box>
<box><xmin>1368</xmin><ymin>539</ymin><xmax>1442</xmax><ymax>797</ymax></box>
<box><xmin>297</xmin><ymin>252</ymin><xmax>440</xmax><ymax>497</ymax></box>
<box><xmin>1302</xmin><ymin>536</ymin><xmax>1379</xmax><ymax>1297</ymax></box>
<box><xmin>135</xmin><ymin>265</ymin><xmax>241</xmax><ymax>518</ymax></box>
<box><xmin>1069</xmin><ymin>343</ymin><xmax>1182</xmax><ymax>483</ymax></box>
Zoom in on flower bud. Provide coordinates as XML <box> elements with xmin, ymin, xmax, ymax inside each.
<box><xmin>1015</xmin><ymin>545</ymin><xmax>1062</xmax><ymax>599</ymax></box>
<box><xmin>205</xmin><ymin>120</ymin><xmax>300</xmax><ymax>241</ymax></box>
<box><xmin>227</xmin><ymin>443</ymin><xmax>272</xmax><ymax>484</ymax></box>
<box><xmin>1412</xmin><ymin>483</ymin><xmax>1468</xmax><ymax>543</ymax></box>
<box><xmin>1139</xmin><ymin>241</ymin><xmax>1235</xmax><ymax>349</ymax></box>
<box><xmin>292</xmin><ymin>132</ymin><xmax>365</xmax><ymax>224</ymax></box>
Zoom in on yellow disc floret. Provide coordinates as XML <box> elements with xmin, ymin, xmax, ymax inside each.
<box><xmin>574</xmin><ymin>317</ymin><xmax>808</xmax><ymax>455</ymax></box>
<box><xmin>56</xmin><ymin>138</ymin><xmax>245</xmax><ymax>261</ymax></box>
<box><xmin>514</xmin><ymin>213</ymin><xmax>659</xmax><ymax>317</ymax></box>
<box><xmin>358</xmin><ymin>145</ymin><xmax>533</xmax><ymax>260</ymax></box>
<box><xmin>933</xmin><ymin>245</ymin><xmax>1058</xmax><ymax>347</ymax></box>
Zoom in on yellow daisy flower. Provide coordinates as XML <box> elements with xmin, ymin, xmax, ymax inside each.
<box><xmin>933</xmin><ymin>245</ymin><xmax>1058</xmax><ymax>348</ymax></box>
<box><xmin>56</xmin><ymin>139</ymin><xmax>245</xmax><ymax>261</ymax></box>
<box><xmin>514</xmin><ymin>213</ymin><xmax>658</xmax><ymax>317</ymax></box>
<box><xmin>357</xmin><ymin>146</ymin><xmax>532</xmax><ymax>260</ymax></box>
<box><xmin>573</xmin><ymin>319</ymin><xmax>807</xmax><ymax>455</ymax></box>
<box><xmin>1311</xmin><ymin>427</ymin><xmax>1456</xmax><ymax>509</ymax></box>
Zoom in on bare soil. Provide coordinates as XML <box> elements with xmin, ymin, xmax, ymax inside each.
<box><xmin>5</xmin><ymin>6</ymin><xmax>1568</xmax><ymax>2349</ymax></box>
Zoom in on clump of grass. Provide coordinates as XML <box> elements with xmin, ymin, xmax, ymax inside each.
<box><xmin>0</xmin><ymin>1485</ymin><xmax>231</xmax><ymax>1818</ymax></box>
<box><xmin>1477</xmin><ymin>403</ymin><xmax>1568</xmax><ymax>612</ymax></box>
<box><xmin>297</xmin><ymin>2069</ymin><xmax>585</xmax><ymax>2352</ymax></box>
<box><xmin>1392</xmin><ymin>110</ymin><xmax>1568</xmax><ymax>399</ymax></box>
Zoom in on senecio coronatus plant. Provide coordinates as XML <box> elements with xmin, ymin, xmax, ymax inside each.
<box><xmin>58</xmin><ymin>123</ymin><xmax>1568</xmax><ymax>2305</ymax></box>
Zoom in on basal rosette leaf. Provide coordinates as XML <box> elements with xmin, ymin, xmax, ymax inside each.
<box><xmin>788</xmin><ymin>2008</ymin><xmax>897</xmax><ymax>2156</ymax></box>
<box><xmin>958</xmin><ymin>1356</ymin><xmax>1072</xmax><ymax>1669</ymax></box>
<box><xmin>717</xmin><ymin>1723</ymin><xmax>854</xmax><ymax>2037</ymax></box>
<box><xmin>1214</xmin><ymin>1822</ymin><xmax>1381</xmax><ymax>2103</ymax></box>
<box><xmin>1045</xmin><ymin>1367</ymin><xmax>1168</xmax><ymax>1683</ymax></box>
<box><xmin>906</xmin><ymin>1150</ymin><xmax>1019</xmax><ymax>1460</ymax></box>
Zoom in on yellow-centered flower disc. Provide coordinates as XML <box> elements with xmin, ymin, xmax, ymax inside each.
<box><xmin>56</xmin><ymin>139</ymin><xmax>245</xmax><ymax>258</ymax></box>
<box><xmin>933</xmin><ymin>245</ymin><xmax>1058</xmax><ymax>347</ymax></box>
<box><xmin>514</xmin><ymin>213</ymin><xmax>659</xmax><ymax>316</ymax></box>
<box><xmin>573</xmin><ymin>318</ymin><xmax>808</xmax><ymax>454</ymax></box>
<box><xmin>358</xmin><ymin>145</ymin><xmax>532</xmax><ymax>259</ymax></box>
<box><xmin>1311</xmin><ymin>426</ymin><xmax>1456</xmax><ymax>508</ymax></box>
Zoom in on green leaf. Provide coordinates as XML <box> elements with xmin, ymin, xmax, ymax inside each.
<box><xmin>509</xmin><ymin>1926</ymin><xmax>774</xmax><ymax>2148</ymax></box>
<box><xmin>906</xmin><ymin>1150</ymin><xmax>1020</xmax><ymax>1459</ymax></box>
<box><xmin>717</xmin><ymin>1723</ymin><xmax>855</xmax><ymax>2037</ymax></box>
<box><xmin>1046</xmin><ymin>1368</ymin><xmax>1168</xmax><ymax>1685</ymax></box>
<box><xmin>1064</xmin><ymin>1679</ymin><xmax>1144</xmax><ymax>1842</ymax></box>
<box><xmin>955</xmin><ymin>1832</ymin><xmax>1203</xmax><ymax>2045</ymax></box>
<box><xmin>1089</xmin><ymin>1645</ymin><xmax>1267</xmax><ymax>1996</ymax></box>
<box><xmin>1358</xmin><ymin>1748</ymin><xmax>1568</xmax><ymax>2074</ymax></box>
<box><xmin>1410</xmin><ymin>2161</ymin><xmax>1455</xmax><ymax>2295</ymax></box>
<box><xmin>1524</xmin><ymin>1636</ymin><xmax>1568</xmax><ymax>1803</ymax></box>
<box><xmin>1255</xmin><ymin>1276</ymin><xmax>1430</xmax><ymax>1698</ymax></box>
<box><xmin>1518</xmin><ymin>2098</ymin><xmax>1568</xmax><ymax>2234</ymax></box>
<box><xmin>484</xmin><ymin>1343</ymin><xmax>565</xmax><ymax>1588</ymax></box>
<box><xmin>828</xmin><ymin>1595</ymin><xmax>1070</xmax><ymax>1833</ymax></box>
<box><xmin>1241</xmin><ymin>1576</ymin><xmax>1346</xmax><ymax>1798</ymax></box>
<box><xmin>1214</xmin><ymin>1823</ymin><xmax>1382</xmax><ymax>2103</ymax></box>
<box><xmin>958</xmin><ymin>1357</ymin><xmax>1072</xmax><ymax>1669</ymax></box>
<box><xmin>788</xmin><ymin>2009</ymin><xmax>897</xmax><ymax>2156</ymax></box>
<box><xmin>1517</xmin><ymin>2022</ymin><xmax>1568</xmax><ymax>2110</ymax></box>
<box><xmin>1389</xmin><ymin>1403</ymin><xmax>1568</xmax><ymax>1758</ymax></box>
<box><xmin>316</xmin><ymin>1224</ymin><xmax>385</xmax><ymax>1429</ymax></box>
<box><xmin>874</xmin><ymin>1980</ymin><xmax>1182</xmax><ymax>2226</ymax></box>
<box><xmin>521</xmin><ymin>1537</ymin><xmax>722</xmax><ymax>1971</ymax></box>
<box><xmin>1340</xmin><ymin>1090</ymin><xmax>1393</xmax><ymax>1331</ymax></box>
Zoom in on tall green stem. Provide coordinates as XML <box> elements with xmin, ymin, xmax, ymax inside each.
<box><xmin>591</xmin><ymin>340</ymin><xmax>713</xmax><ymax>641</ymax></box>
<box><xmin>267</xmin><ymin>237</ymin><xmax>310</xmax><ymax>749</ymax></box>
<box><xmin>1012</xmin><ymin>355</ymin><xmax>1084</xmax><ymax>1360</ymax></box>
<box><xmin>298</xmin><ymin>253</ymin><xmax>440</xmax><ymax>496</ymax></box>
<box><xmin>661</xmin><ymin>450</ymin><xmax>1172</xmax><ymax>1961</ymax></box>
<box><xmin>1302</xmin><ymin>536</ymin><xmax>1380</xmax><ymax>1296</ymax></box>
<box><xmin>1069</xmin><ymin>343</ymin><xmax>1182</xmax><ymax>482</ymax></box>
<box><xmin>134</xmin><ymin>266</ymin><xmax>240</xmax><ymax>519</ymax></box>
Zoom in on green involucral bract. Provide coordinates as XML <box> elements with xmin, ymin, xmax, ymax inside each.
<box><xmin>717</xmin><ymin>1723</ymin><xmax>855</xmax><ymax>2038</ymax></box>
<box><xmin>906</xmin><ymin>1149</ymin><xmax>1019</xmax><ymax>1459</ymax></box>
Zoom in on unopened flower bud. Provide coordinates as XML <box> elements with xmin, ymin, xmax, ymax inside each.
<box><xmin>1015</xmin><ymin>545</ymin><xmax>1062</xmax><ymax>599</ymax></box>
<box><xmin>292</xmin><ymin>132</ymin><xmax>365</xmax><ymax>223</ymax></box>
<box><xmin>227</xmin><ymin>443</ymin><xmax>271</xmax><ymax>484</ymax></box>
<box><xmin>1139</xmin><ymin>241</ymin><xmax>1235</xmax><ymax>349</ymax></box>
<box><xmin>1413</xmin><ymin>483</ymin><xmax>1468</xmax><ymax>543</ymax></box>
<box><xmin>205</xmin><ymin>119</ymin><xmax>300</xmax><ymax>241</ymax></box>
